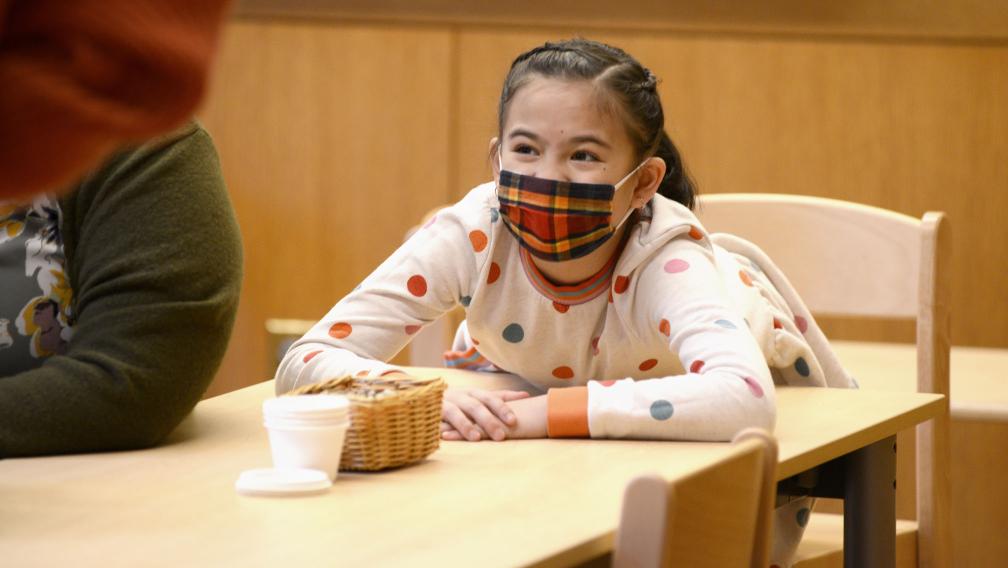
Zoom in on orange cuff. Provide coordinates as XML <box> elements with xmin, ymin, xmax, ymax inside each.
<box><xmin>546</xmin><ymin>387</ymin><xmax>590</xmax><ymax>438</ymax></box>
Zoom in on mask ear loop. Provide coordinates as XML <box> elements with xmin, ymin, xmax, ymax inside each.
<box><xmin>612</xmin><ymin>205</ymin><xmax>637</xmax><ymax>233</ymax></box>
<box><xmin>611</xmin><ymin>159</ymin><xmax>649</xmax><ymax>231</ymax></box>
<box><xmin>613</xmin><ymin>159</ymin><xmax>647</xmax><ymax>193</ymax></box>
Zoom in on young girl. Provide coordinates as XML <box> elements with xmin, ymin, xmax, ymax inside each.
<box><xmin>276</xmin><ymin>39</ymin><xmax>836</xmax><ymax>565</ymax></box>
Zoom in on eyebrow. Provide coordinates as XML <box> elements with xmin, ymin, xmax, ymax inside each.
<box><xmin>507</xmin><ymin>128</ymin><xmax>540</xmax><ymax>142</ymax></box>
<box><xmin>506</xmin><ymin>128</ymin><xmax>611</xmax><ymax>149</ymax></box>
<box><xmin>570</xmin><ymin>134</ymin><xmax>611</xmax><ymax>149</ymax></box>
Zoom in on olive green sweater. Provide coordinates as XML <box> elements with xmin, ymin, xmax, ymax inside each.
<box><xmin>0</xmin><ymin>124</ymin><xmax>242</xmax><ymax>457</ymax></box>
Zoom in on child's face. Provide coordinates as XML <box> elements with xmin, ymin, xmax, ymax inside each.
<box><xmin>495</xmin><ymin>77</ymin><xmax>639</xmax><ymax>215</ymax></box>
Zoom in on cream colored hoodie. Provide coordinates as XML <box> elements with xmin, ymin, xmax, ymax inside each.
<box><xmin>275</xmin><ymin>182</ymin><xmax>833</xmax><ymax>441</ymax></box>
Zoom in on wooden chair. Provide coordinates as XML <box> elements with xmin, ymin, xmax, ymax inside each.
<box><xmin>613</xmin><ymin>428</ymin><xmax>778</xmax><ymax>568</ymax></box>
<box><xmin>696</xmin><ymin>193</ymin><xmax>951</xmax><ymax>568</ymax></box>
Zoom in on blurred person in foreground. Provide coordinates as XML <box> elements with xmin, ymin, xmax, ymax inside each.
<box><xmin>0</xmin><ymin>0</ymin><xmax>232</xmax><ymax>198</ymax></box>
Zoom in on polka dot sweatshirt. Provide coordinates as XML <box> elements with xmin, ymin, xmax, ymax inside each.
<box><xmin>275</xmin><ymin>183</ymin><xmax>828</xmax><ymax>441</ymax></box>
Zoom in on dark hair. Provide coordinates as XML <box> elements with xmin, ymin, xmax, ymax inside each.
<box><xmin>497</xmin><ymin>38</ymin><xmax>696</xmax><ymax>209</ymax></box>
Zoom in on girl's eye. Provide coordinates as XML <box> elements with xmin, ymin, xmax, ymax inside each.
<box><xmin>572</xmin><ymin>150</ymin><xmax>600</xmax><ymax>162</ymax></box>
<box><xmin>513</xmin><ymin>144</ymin><xmax>536</xmax><ymax>155</ymax></box>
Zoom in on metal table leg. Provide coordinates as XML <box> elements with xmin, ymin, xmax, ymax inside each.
<box><xmin>844</xmin><ymin>435</ymin><xmax>896</xmax><ymax>568</ymax></box>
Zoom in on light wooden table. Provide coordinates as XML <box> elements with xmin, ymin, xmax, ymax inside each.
<box><xmin>0</xmin><ymin>369</ymin><xmax>942</xmax><ymax>568</ymax></box>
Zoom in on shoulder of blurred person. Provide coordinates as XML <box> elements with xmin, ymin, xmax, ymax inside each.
<box><xmin>0</xmin><ymin>121</ymin><xmax>243</xmax><ymax>458</ymax></box>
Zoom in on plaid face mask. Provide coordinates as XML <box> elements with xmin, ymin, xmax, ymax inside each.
<box><xmin>496</xmin><ymin>155</ymin><xmax>644</xmax><ymax>261</ymax></box>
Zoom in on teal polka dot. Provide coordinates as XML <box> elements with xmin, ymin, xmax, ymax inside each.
<box><xmin>502</xmin><ymin>323</ymin><xmax>524</xmax><ymax>343</ymax></box>
<box><xmin>715</xmin><ymin>319</ymin><xmax>737</xmax><ymax>329</ymax></box>
<box><xmin>796</xmin><ymin>507</ymin><xmax>811</xmax><ymax>527</ymax></box>
<box><xmin>795</xmin><ymin>357</ymin><xmax>810</xmax><ymax>377</ymax></box>
<box><xmin>490</xmin><ymin>208</ymin><xmax>500</xmax><ymax>223</ymax></box>
<box><xmin>649</xmin><ymin>400</ymin><xmax>674</xmax><ymax>420</ymax></box>
<box><xmin>460</xmin><ymin>295</ymin><xmax>472</xmax><ymax>307</ymax></box>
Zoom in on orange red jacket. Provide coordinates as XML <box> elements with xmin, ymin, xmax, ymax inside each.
<box><xmin>0</xmin><ymin>0</ymin><xmax>231</xmax><ymax>198</ymax></box>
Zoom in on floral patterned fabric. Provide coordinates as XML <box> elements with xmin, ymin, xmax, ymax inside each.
<box><xmin>0</xmin><ymin>195</ymin><xmax>74</xmax><ymax>374</ymax></box>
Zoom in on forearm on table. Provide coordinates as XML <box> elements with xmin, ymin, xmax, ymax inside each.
<box><xmin>0</xmin><ymin>344</ymin><xmax>216</xmax><ymax>457</ymax></box>
<box><xmin>543</xmin><ymin>374</ymin><xmax>775</xmax><ymax>441</ymax></box>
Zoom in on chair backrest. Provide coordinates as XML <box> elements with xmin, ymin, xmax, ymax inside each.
<box><xmin>613</xmin><ymin>429</ymin><xmax>777</xmax><ymax>568</ymax></box>
<box><xmin>696</xmin><ymin>193</ymin><xmax>951</xmax><ymax>567</ymax></box>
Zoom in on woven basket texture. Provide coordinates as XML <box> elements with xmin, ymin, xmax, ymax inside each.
<box><xmin>291</xmin><ymin>375</ymin><xmax>446</xmax><ymax>471</ymax></box>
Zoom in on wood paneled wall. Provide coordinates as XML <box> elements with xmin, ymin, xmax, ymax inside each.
<box><xmin>199</xmin><ymin>12</ymin><xmax>1008</xmax><ymax>395</ymax></box>
<box><xmin>199</xmin><ymin>22</ymin><xmax>454</xmax><ymax>395</ymax></box>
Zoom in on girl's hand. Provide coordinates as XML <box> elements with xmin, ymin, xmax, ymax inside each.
<box><xmin>441</xmin><ymin>388</ymin><xmax>530</xmax><ymax>441</ymax></box>
<box><xmin>441</xmin><ymin>393</ymin><xmax>548</xmax><ymax>441</ymax></box>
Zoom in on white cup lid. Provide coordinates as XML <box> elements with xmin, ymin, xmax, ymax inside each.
<box><xmin>235</xmin><ymin>468</ymin><xmax>332</xmax><ymax>497</ymax></box>
<box><xmin>263</xmin><ymin>395</ymin><xmax>350</xmax><ymax>419</ymax></box>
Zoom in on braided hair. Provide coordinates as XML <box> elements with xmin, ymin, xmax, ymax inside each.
<box><xmin>497</xmin><ymin>38</ymin><xmax>696</xmax><ymax>209</ymax></box>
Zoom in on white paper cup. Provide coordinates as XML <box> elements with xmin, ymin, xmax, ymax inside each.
<box><xmin>263</xmin><ymin>394</ymin><xmax>351</xmax><ymax>481</ymax></box>
<box><xmin>266</xmin><ymin>421</ymin><xmax>349</xmax><ymax>481</ymax></box>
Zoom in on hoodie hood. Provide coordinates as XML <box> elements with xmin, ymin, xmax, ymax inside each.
<box><xmin>616</xmin><ymin>194</ymin><xmax>714</xmax><ymax>276</ymax></box>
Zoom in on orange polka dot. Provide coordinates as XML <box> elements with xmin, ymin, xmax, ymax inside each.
<box><xmin>303</xmin><ymin>350</ymin><xmax>322</xmax><ymax>364</ymax></box>
<box><xmin>689</xmin><ymin>360</ymin><xmax>705</xmax><ymax>373</ymax></box>
<box><xmin>772</xmin><ymin>318</ymin><xmax>782</xmax><ymax>330</ymax></box>
<box><xmin>472</xmin><ymin>337</ymin><xmax>480</xmax><ymax>345</ymax></box>
<box><xmin>614</xmin><ymin>275</ymin><xmax>630</xmax><ymax>294</ymax></box>
<box><xmin>659</xmin><ymin>319</ymin><xmax>670</xmax><ymax>336</ymax></box>
<box><xmin>329</xmin><ymin>322</ymin><xmax>352</xmax><ymax>339</ymax></box>
<box><xmin>552</xmin><ymin>301</ymin><xmax>569</xmax><ymax>313</ymax></box>
<box><xmin>688</xmin><ymin>226</ymin><xmax>704</xmax><ymax>240</ymax></box>
<box><xmin>469</xmin><ymin>230</ymin><xmax>488</xmax><ymax>252</ymax></box>
<box><xmin>591</xmin><ymin>337</ymin><xmax>600</xmax><ymax>355</ymax></box>
<box><xmin>405</xmin><ymin>324</ymin><xmax>421</xmax><ymax>335</ymax></box>
<box><xmin>739</xmin><ymin>270</ymin><xmax>754</xmax><ymax>287</ymax></box>
<box><xmin>552</xmin><ymin>366</ymin><xmax>574</xmax><ymax>379</ymax></box>
<box><xmin>356</xmin><ymin>370</ymin><xmax>369</xmax><ymax>377</ymax></box>
<box><xmin>487</xmin><ymin>262</ymin><xmax>501</xmax><ymax>284</ymax></box>
<box><xmin>599</xmin><ymin>380</ymin><xmax>617</xmax><ymax>387</ymax></box>
<box><xmin>639</xmin><ymin>358</ymin><xmax>658</xmax><ymax>371</ymax></box>
<box><xmin>407</xmin><ymin>274</ymin><xmax>428</xmax><ymax>297</ymax></box>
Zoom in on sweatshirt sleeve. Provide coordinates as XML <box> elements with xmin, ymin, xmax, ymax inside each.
<box><xmin>274</xmin><ymin>192</ymin><xmax>489</xmax><ymax>394</ymax></box>
<box><xmin>0</xmin><ymin>124</ymin><xmax>243</xmax><ymax>458</ymax></box>
<box><xmin>547</xmin><ymin>231</ymin><xmax>776</xmax><ymax>441</ymax></box>
<box><xmin>0</xmin><ymin>0</ymin><xmax>232</xmax><ymax>198</ymax></box>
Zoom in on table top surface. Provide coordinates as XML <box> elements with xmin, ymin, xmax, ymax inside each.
<box><xmin>831</xmin><ymin>340</ymin><xmax>1008</xmax><ymax>420</ymax></box>
<box><xmin>0</xmin><ymin>370</ymin><xmax>942</xmax><ymax>568</ymax></box>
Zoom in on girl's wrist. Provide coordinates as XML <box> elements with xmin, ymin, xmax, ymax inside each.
<box><xmin>506</xmin><ymin>394</ymin><xmax>547</xmax><ymax>438</ymax></box>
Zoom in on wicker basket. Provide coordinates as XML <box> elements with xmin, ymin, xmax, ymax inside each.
<box><xmin>290</xmin><ymin>375</ymin><xmax>446</xmax><ymax>471</ymax></box>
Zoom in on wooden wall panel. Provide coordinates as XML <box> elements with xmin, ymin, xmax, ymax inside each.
<box><xmin>236</xmin><ymin>0</ymin><xmax>1008</xmax><ymax>42</ymax></box>
<box><xmin>455</xmin><ymin>29</ymin><xmax>1008</xmax><ymax>348</ymax></box>
<box><xmin>199</xmin><ymin>21</ymin><xmax>453</xmax><ymax>396</ymax></box>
